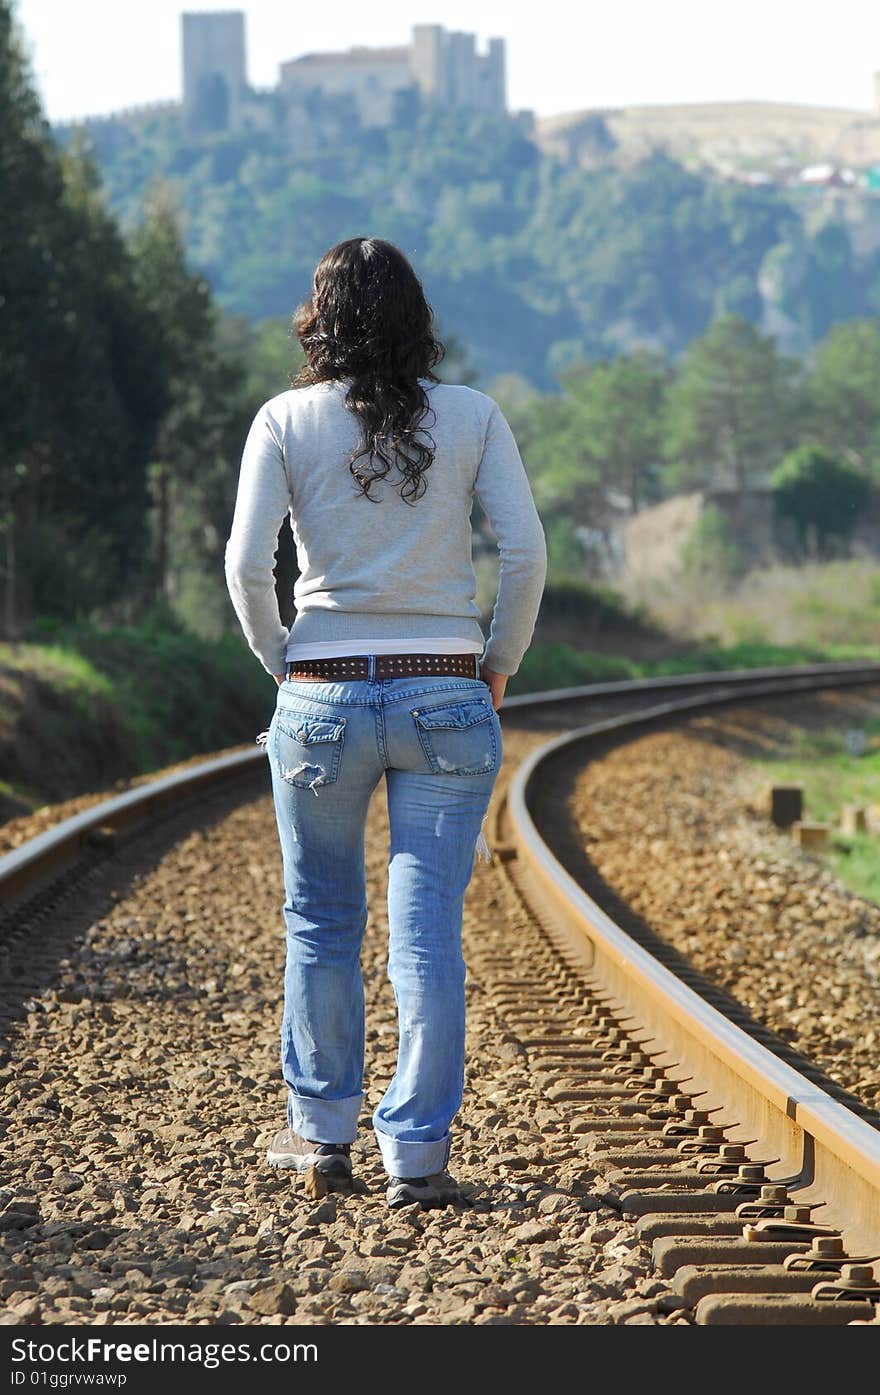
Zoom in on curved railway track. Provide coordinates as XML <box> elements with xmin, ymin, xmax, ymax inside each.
<box><xmin>3</xmin><ymin>660</ymin><xmax>880</xmax><ymax>1327</ymax></box>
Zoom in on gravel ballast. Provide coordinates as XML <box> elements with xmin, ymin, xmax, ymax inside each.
<box><xmin>568</xmin><ymin>693</ymin><xmax>880</xmax><ymax>1119</ymax></box>
<box><xmin>0</xmin><ymin>723</ymin><xmax>666</xmax><ymax>1327</ymax></box>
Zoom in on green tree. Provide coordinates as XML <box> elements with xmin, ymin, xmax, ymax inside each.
<box><xmin>0</xmin><ymin>1</ymin><xmax>70</xmax><ymax>632</ymax></box>
<box><xmin>771</xmin><ymin>445</ymin><xmax>870</xmax><ymax>558</ymax></box>
<box><xmin>805</xmin><ymin>320</ymin><xmax>880</xmax><ymax>472</ymax></box>
<box><xmin>543</xmin><ymin>516</ymin><xmax>585</xmax><ymax>580</ymax></box>
<box><xmin>804</xmin><ymin>221</ymin><xmax>858</xmax><ymax>340</ymax></box>
<box><xmin>560</xmin><ymin>349</ymin><xmax>672</xmax><ymax>512</ymax></box>
<box><xmin>0</xmin><ymin>0</ymin><xmax>59</xmax><ymax>451</ymax></box>
<box><xmin>0</xmin><ymin>4</ymin><xmax>166</xmax><ymax>631</ymax></box>
<box><xmin>52</xmin><ymin>139</ymin><xmax>167</xmax><ymax>600</ymax></box>
<box><xmin>216</xmin><ymin>314</ymin><xmax>303</xmax><ymax>403</ymax></box>
<box><xmin>129</xmin><ymin>179</ymin><xmax>256</xmax><ymax>628</ymax></box>
<box><xmin>510</xmin><ymin>392</ymin><xmax>601</xmax><ymax>520</ymax></box>
<box><xmin>663</xmin><ymin>314</ymin><xmax>800</xmax><ymax>494</ymax></box>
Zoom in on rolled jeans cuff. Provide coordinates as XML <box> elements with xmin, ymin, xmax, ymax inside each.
<box><xmin>287</xmin><ymin>1089</ymin><xmax>363</xmax><ymax>1144</ymax></box>
<box><xmin>374</xmin><ymin>1127</ymin><xmax>452</xmax><ymax>1178</ymax></box>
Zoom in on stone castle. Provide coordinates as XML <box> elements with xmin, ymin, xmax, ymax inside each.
<box><xmin>181</xmin><ymin>11</ymin><xmax>508</xmax><ymax>139</ymax></box>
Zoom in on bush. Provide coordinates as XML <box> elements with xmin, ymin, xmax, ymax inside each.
<box><xmin>771</xmin><ymin>445</ymin><xmax>870</xmax><ymax>558</ymax></box>
<box><xmin>507</xmin><ymin>636</ymin><xmax>861</xmax><ymax>695</ymax></box>
<box><xmin>537</xmin><ymin>577</ymin><xmax>655</xmax><ymax>634</ymax></box>
<box><xmin>543</xmin><ymin>516</ymin><xmax>585</xmax><ymax>578</ymax></box>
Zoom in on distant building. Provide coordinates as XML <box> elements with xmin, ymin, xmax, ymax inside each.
<box><xmin>181</xmin><ymin>11</ymin><xmax>247</xmax><ymax>136</ymax></box>
<box><xmin>279</xmin><ymin>46</ymin><xmax>414</xmax><ymax>130</ymax></box>
<box><xmin>410</xmin><ymin>24</ymin><xmax>506</xmax><ymax>113</ymax></box>
<box><xmin>180</xmin><ymin>11</ymin><xmax>507</xmax><ymax>139</ymax></box>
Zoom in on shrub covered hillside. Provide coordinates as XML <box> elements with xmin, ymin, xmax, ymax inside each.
<box><xmin>62</xmin><ymin>100</ymin><xmax>880</xmax><ymax>391</ymax></box>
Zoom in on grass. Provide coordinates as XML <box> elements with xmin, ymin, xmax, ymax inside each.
<box><xmin>625</xmin><ymin>557</ymin><xmax>880</xmax><ymax>652</ymax></box>
<box><xmin>0</xmin><ymin>621</ymin><xmax>274</xmax><ymax>815</ymax></box>
<box><xmin>62</xmin><ymin>621</ymin><xmax>272</xmax><ymax>770</ymax></box>
<box><xmin>507</xmin><ymin>638</ymin><xmax>877</xmax><ymax>695</ymax></box>
<box><xmin>747</xmin><ymin>723</ymin><xmax>880</xmax><ymax>903</ymax></box>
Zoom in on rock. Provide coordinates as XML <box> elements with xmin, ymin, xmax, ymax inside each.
<box><xmin>364</xmin><ymin>1262</ymin><xmax>399</xmax><ymax>1289</ymax></box>
<box><xmin>478</xmin><ymin>1285</ymin><xmax>515</xmax><ymax>1308</ymax></box>
<box><xmin>592</xmin><ymin>1262</ymin><xmax>647</xmax><ymax>1293</ymax></box>
<box><xmin>161</xmin><ymin>1257</ymin><xmax>198</xmax><ymax>1277</ymax></box>
<box><xmin>607</xmin><ymin>1296</ymin><xmax>657</xmax><ymax>1322</ymax></box>
<box><xmin>0</xmin><ymin>1211</ymin><xmax>39</xmax><ymax>1232</ymax></box>
<box><xmin>247</xmin><ymin>1281</ymin><xmax>296</xmax><ymax>1317</ymax></box>
<box><xmin>537</xmin><ymin>1192</ymin><xmax>569</xmax><ymax>1215</ymax></box>
<box><xmin>327</xmin><ymin>1270</ymin><xmax>370</xmax><ymax>1293</ymax></box>
<box><xmin>513</xmin><ymin>1221</ymin><xmax>559</xmax><ymax>1244</ymax></box>
<box><xmin>656</xmin><ymin>1293</ymin><xmax>690</xmax><ymax>1314</ymax></box>
<box><xmin>637</xmin><ymin>1277</ymin><xmax>671</xmax><ymax>1298</ymax></box>
<box><xmin>583</xmin><ymin>1223</ymin><xmax>618</xmax><ymax>1246</ymax></box>
<box><xmin>0</xmin><ymin>1280</ymin><xmax>37</xmax><ymax>1300</ymax></box>
<box><xmin>306</xmin><ymin>1197</ymin><xmax>337</xmax><ymax>1226</ymax></box>
<box><xmin>55</xmin><ymin>1172</ymin><xmax>85</xmax><ymax>1193</ymax></box>
<box><xmin>546</xmin><ymin>1301</ymin><xmax>579</xmax><ymax>1319</ymax></box>
<box><xmin>6</xmin><ymin>1299</ymin><xmax>41</xmax><ymax>1323</ymax></box>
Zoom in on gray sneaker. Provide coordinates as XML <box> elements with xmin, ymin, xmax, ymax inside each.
<box><xmin>386</xmin><ymin>1170</ymin><xmax>461</xmax><ymax>1209</ymax></box>
<box><xmin>266</xmin><ymin>1128</ymin><xmax>352</xmax><ymax>1178</ymax></box>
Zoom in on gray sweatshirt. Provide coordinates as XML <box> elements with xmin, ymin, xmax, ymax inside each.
<box><xmin>224</xmin><ymin>378</ymin><xmax>547</xmax><ymax>676</ymax></box>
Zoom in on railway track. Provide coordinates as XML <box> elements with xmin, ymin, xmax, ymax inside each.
<box><xmin>3</xmin><ymin>660</ymin><xmax>880</xmax><ymax>1326</ymax></box>
<box><xmin>4</xmin><ymin>661</ymin><xmax>879</xmax><ymax>909</ymax></box>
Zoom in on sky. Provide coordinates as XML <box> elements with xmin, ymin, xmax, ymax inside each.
<box><xmin>13</xmin><ymin>0</ymin><xmax>880</xmax><ymax>126</ymax></box>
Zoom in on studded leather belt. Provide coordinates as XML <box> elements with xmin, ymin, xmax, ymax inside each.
<box><xmin>285</xmin><ymin>652</ymin><xmax>482</xmax><ymax>682</ymax></box>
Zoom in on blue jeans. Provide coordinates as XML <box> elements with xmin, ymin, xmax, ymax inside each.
<box><xmin>264</xmin><ymin>669</ymin><xmax>503</xmax><ymax>1178</ymax></box>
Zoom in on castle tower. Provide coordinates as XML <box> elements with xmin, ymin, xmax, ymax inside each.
<box><xmin>446</xmin><ymin>31</ymin><xmax>478</xmax><ymax>108</ymax></box>
<box><xmin>482</xmin><ymin>38</ymin><xmax>506</xmax><ymax>113</ymax></box>
<box><xmin>410</xmin><ymin>24</ymin><xmax>448</xmax><ymax>104</ymax></box>
<box><xmin>409</xmin><ymin>24</ymin><xmax>506</xmax><ymax>114</ymax></box>
<box><xmin>181</xmin><ymin>11</ymin><xmax>247</xmax><ymax>136</ymax></box>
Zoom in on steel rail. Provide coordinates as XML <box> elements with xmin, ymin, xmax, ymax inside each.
<box><xmin>0</xmin><ymin>748</ymin><xmax>261</xmax><ymax>905</ymax></box>
<box><xmin>499</xmin><ymin>657</ymin><xmax>880</xmax><ymax>710</ymax></box>
<box><xmin>3</xmin><ymin>660</ymin><xmax>880</xmax><ymax>907</ymax></box>
<box><xmin>504</xmin><ymin>676</ymin><xmax>880</xmax><ymax>1270</ymax></box>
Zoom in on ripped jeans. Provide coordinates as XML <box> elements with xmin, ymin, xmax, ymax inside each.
<box><xmin>263</xmin><ymin>671</ymin><xmax>503</xmax><ymax>1178</ymax></box>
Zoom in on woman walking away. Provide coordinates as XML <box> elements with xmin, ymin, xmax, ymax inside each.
<box><xmin>225</xmin><ymin>236</ymin><xmax>547</xmax><ymax>1209</ymax></box>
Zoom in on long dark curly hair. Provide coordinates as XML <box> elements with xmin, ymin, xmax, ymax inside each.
<box><xmin>292</xmin><ymin>237</ymin><xmax>445</xmax><ymax>504</ymax></box>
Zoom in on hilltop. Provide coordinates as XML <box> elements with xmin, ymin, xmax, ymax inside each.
<box><xmin>535</xmin><ymin>98</ymin><xmax>880</xmax><ymax>181</ymax></box>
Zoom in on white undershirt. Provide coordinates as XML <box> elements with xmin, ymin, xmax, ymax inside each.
<box><xmin>286</xmin><ymin>636</ymin><xmax>484</xmax><ymax>659</ymax></box>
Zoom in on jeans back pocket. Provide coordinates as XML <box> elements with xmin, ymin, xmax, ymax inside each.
<box><xmin>273</xmin><ymin>710</ymin><xmax>347</xmax><ymax>791</ymax></box>
<box><xmin>412</xmin><ymin>697</ymin><xmax>498</xmax><ymax>776</ymax></box>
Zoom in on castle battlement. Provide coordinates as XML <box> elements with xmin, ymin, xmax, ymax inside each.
<box><xmin>181</xmin><ymin>11</ymin><xmax>506</xmax><ymax>138</ymax></box>
<box><xmin>60</xmin><ymin>98</ymin><xmax>181</xmax><ymax>130</ymax></box>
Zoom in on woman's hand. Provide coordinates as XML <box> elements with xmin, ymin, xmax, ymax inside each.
<box><xmin>479</xmin><ymin>665</ymin><xmax>508</xmax><ymax>711</ymax></box>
